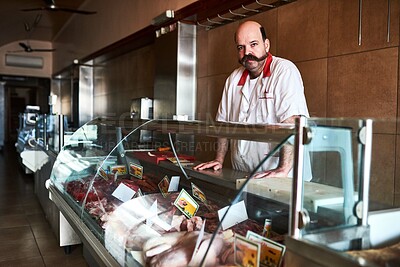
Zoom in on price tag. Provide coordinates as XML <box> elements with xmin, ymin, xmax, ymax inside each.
<box><xmin>129</xmin><ymin>162</ymin><xmax>143</xmax><ymax>179</ymax></box>
<box><xmin>168</xmin><ymin>176</ymin><xmax>180</xmax><ymax>192</ymax></box>
<box><xmin>246</xmin><ymin>231</ymin><xmax>286</xmax><ymax>267</ymax></box>
<box><xmin>234</xmin><ymin>234</ymin><xmax>261</xmax><ymax>267</ymax></box>
<box><xmin>158</xmin><ymin>176</ymin><xmax>170</xmax><ymax>198</ymax></box>
<box><xmin>191</xmin><ymin>182</ymin><xmax>207</xmax><ymax>203</ymax></box>
<box><xmin>189</xmin><ymin>219</ymin><xmax>206</xmax><ymax>265</ymax></box>
<box><xmin>174</xmin><ymin>189</ymin><xmax>199</xmax><ymax>218</ymax></box>
<box><xmin>112</xmin><ymin>183</ymin><xmax>136</xmax><ymax>202</ymax></box>
<box><xmin>146</xmin><ymin>200</ymin><xmax>171</xmax><ymax>231</ymax></box>
<box><xmin>218</xmin><ymin>200</ymin><xmax>248</xmax><ymax>230</ymax></box>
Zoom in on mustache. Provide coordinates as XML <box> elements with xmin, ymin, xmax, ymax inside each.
<box><xmin>239</xmin><ymin>53</ymin><xmax>268</xmax><ymax>64</ymax></box>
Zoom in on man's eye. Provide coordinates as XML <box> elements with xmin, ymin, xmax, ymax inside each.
<box><xmin>237</xmin><ymin>46</ymin><xmax>243</xmax><ymax>51</ymax></box>
<box><xmin>250</xmin><ymin>43</ymin><xmax>257</xmax><ymax>47</ymax></box>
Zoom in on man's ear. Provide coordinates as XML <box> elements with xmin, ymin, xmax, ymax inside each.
<box><xmin>264</xmin><ymin>39</ymin><xmax>270</xmax><ymax>53</ymax></box>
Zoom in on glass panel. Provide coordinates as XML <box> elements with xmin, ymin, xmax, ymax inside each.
<box><xmin>16</xmin><ymin>112</ymin><xmax>37</xmax><ymax>152</ymax></box>
<box><xmin>50</xmin><ymin>118</ymin><xmax>295</xmax><ymax>266</ymax></box>
<box><xmin>301</xmin><ymin>118</ymin><xmax>363</xmax><ymax>234</ymax></box>
<box><xmin>47</xmin><ymin>114</ymin><xmax>66</xmax><ymax>152</ymax></box>
<box><xmin>35</xmin><ymin>114</ymin><xmax>46</xmax><ymax>148</ymax></box>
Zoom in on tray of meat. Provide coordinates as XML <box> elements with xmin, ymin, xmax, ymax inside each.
<box><xmin>131</xmin><ymin>151</ymin><xmax>195</xmax><ymax>165</ymax></box>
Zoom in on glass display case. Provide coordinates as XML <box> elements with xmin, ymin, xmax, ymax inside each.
<box><xmin>33</xmin><ymin>113</ymin><xmax>69</xmax><ymax>152</ymax></box>
<box><xmin>47</xmin><ymin>117</ymin><xmax>388</xmax><ymax>267</ymax></box>
<box><xmin>15</xmin><ymin>106</ymin><xmax>40</xmax><ymax>154</ymax></box>
<box><xmin>286</xmin><ymin>118</ymin><xmax>400</xmax><ymax>267</ymax></box>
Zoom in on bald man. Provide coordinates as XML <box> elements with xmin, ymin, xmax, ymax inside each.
<box><xmin>195</xmin><ymin>21</ymin><xmax>309</xmax><ymax>178</ymax></box>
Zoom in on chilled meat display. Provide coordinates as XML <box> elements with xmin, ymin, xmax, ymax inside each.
<box><xmin>63</xmin><ymin>166</ymin><xmax>282</xmax><ymax>266</ymax></box>
<box><xmin>143</xmin><ymin>231</ymin><xmax>234</xmax><ymax>267</ymax></box>
<box><xmin>64</xmin><ymin>173</ymin><xmax>160</xmax><ymax>227</ymax></box>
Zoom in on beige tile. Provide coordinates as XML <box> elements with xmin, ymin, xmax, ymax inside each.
<box><xmin>23</xmin><ymin>201</ymin><xmax>45</xmax><ymax>215</ymax></box>
<box><xmin>42</xmin><ymin>255</ymin><xmax>88</xmax><ymax>267</ymax></box>
<box><xmin>0</xmin><ymin>226</ymin><xmax>35</xmax><ymax>243</ymax></box>
<box><xmin>36</xmin><ymin>236</ymin><xmax>67</xmax><ymax>258</ymax></box>
<box><xmin>30</xmin><ymin>223</ymin><xmax>57</xmax><ymax>239</ymax></box>
<box><xmin>398</xmin><ymin>52</ymin><xmax>400</xmax><ymax>135</ymax></box>
<box><xmin>0</xmin><ymin>238</ymin><xmax>41</xmax><ymax>262</ymax></box>
<box><xmin>250</xmin><ymin>8</ymin><xmax>278</xmax><ymax>55</ymax></box>
<box><xmin>329</xmin><ymin>0</ymin><xmax>400</xmax><ymax>56</ymax></box>
<box><xmin>278</xmin><ymin>0</ymin><xmax>329</xmax><ymax>61</ymax></box>
<box><xmin>207</xmin><ymin>74</ymin><xmax>229</xmax><ymax>119</ymax></box>
<box><xmin>0</xmin><ymin>257</ymin><xmax>45</xmax><ymax>267</ymax></box>
<box><xmin>395</xmin><ymin>192</ymin><xmax>400</xmax><ymax>207</ymax></box>
<box><xmin>395</xmin><ymin>135</ymin><xmax>400</xmax><ymax>204</ymax></box>
<box><xmin>135</xmin><ymin>46</ymin><xmax>155</xmax><ymax>89</ymax></box>
<box><xmin>296</xmin><ymin>59</ymin><xmax>328</xmax><ymax>117</ymax></box>
<box><xmin>0</xmin><ymin>205</ymin><xmax>24</xmax><ymax>216</ymax></box>
<box><xmin>328</xmin><ymin>0</ymin><xmax>366</xmax><ymax>56</ymax></box>
<box><xmin>361</xmin><ymin>0</ymin><xmax>400</xmax><ymax>48</ymax></box>
<box><xmin>26</xmin><ymin>213</ymin><xmax>48</xmax><ymax>226</ymax></box>
<box><xmin>197</xmin><ymin>28</ymin><xmax>208</xmax><ymax>78</ymax></box>
<box><xmin>207</xmin><ymin>21</ymin><xmax>240</xmax><ymax>76</ymax></box>
<box><xmin>0</xmin><ymin>214</ymin><xmax>29</xmax><ymax>229</ymax></box>
<box><xmin>196</xmin><ymin>77</ymin><xmax>208</xmax><ymax>120</ymax></box>
<box><xmin>0</xmin><ymin>192</ymin><xmax>37</xmax><ymax>207</ymax></box>
<box><xmin>327</xmin><ymin>48</ymin><xmax>398</xmax><ymax>124</ymax></box>
<box><xmin>369</xmin><ymin>133</ymin><xmax>395</xmax><ymax>206</ymax></box>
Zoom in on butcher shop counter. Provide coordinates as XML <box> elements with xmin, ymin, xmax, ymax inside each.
<box><xmin>285</xmin><ymin>117</ymin><xmax>400</xmax><ymax>267</ymax></box>
<box><xmin>46</xmin><ymin>117</ymin><xmax>300</xmax><ymax>266</ymax></box>
<box><xmin>47</xmin><ymin>117</ymin><xmax>378</xmax><ymax>266</ymax></box>
<box><xmin>32</xmin><ymin>114</ymin><xmax>82</xmax><ymax>253</ymax></box>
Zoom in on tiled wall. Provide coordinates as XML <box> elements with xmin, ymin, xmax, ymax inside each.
<box><xmin>88</xmin><ymin>0</ymin><xmax>399</xmax><ymax>207</ymax></box>
<box><xmin>197</xmin><ymin>0</ymin><xmax>400</xmax><ymax>207</ymax></box>
<box><xmin>93</xmin><ymin>45</ymin><xmax>155</xmax><ymax>119</ymax></box>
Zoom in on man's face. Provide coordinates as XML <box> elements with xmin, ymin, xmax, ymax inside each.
<box><xmin>236</xmin><ymin>25</ymin><xmax>269</xmax><ymax>74</ymax></box>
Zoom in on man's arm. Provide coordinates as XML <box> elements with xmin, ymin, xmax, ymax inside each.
<box><xmin>193</xmin><ymin>137</ymin><xmax>228</xmax><ymax>171</ymax></box>
<box><xmin>253</xmin><ymin>115</ymin><xmax>298</xmax><ymax>178</ymax></box>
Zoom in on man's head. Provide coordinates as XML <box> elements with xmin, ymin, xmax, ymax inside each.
<box><xmin>235</xmin><ymin>21</ymin><xmax>270</xmax><ymax>78</ymax></box>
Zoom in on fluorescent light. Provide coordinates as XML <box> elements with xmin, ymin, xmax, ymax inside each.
<box><xmin>5</xmin><ymin>54</ymin><xmax>43</xmax><ymax>69</ymax></box>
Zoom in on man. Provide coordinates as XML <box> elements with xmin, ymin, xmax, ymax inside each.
<box><xmin>194</xmin><ymin>21</ymin><xmax>309</xmax><ymax>178</ymax></box>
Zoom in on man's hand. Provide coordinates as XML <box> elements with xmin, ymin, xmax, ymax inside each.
<box><xmin>252</xmin><ymin>167</ymin><xmax>290</xmax><ymax>179</ymax></box>
<box><xmin>194</xmin><ymin>137</ymin><xmax>227</xmax><ymax>171</ymax></box>
<box><xmin>193</xmin><ymin>160</ymin><xmax>223</xmax><ymax>171</ymax></box>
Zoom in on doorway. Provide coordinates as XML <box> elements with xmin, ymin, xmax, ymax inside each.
<box><xmin>0</xmin><ymin>75</ymin><xmax>50</xmax><ymax>144</ymax></box>
<box><xmin>7</xmin><ymin>86</ymin><xmax>37</xmax><ymax>142</ymax></box>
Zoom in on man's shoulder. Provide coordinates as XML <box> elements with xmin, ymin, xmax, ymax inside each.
<box><xmin>271</xmin><ymin>55</ymin><xmax>298</xmax><ymax>71</ymax></box>
<box><xmin>229</xmin><ymin>66</ymin><xmax>246</xmax><ymax>77</ymax></box>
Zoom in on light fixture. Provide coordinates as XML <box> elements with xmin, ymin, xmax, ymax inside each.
<box><xmin>151</xmin><ymin>10</ymin><xmax>174</xmax><ymax>26</ymax></box>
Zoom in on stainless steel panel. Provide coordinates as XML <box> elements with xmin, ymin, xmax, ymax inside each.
<box><xmin>79</xmin><ymin>64</ymin><xmax>94</xmax><ymax>126</ymax></box>
<box><xmin>153</xmin><ymin>22</ymin><xmax>196</xmax><ymax>120</ymax></box>
<box><xmin>176</xmin><ymin>22</ymin><xmax>196</xmax><ymax>119</ymax></box>
<box><xmin>0</xmin><ymin>82</ymin><xmax>4</xmax><ymax>149</ymax></box>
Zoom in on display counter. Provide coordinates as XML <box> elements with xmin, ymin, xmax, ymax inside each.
<box><xmin>286</xmin><ymin>117</ymin><xmax>400</xmax><ymax>267</ymax></box>
<box><xmin>15</xmin><ymin>109</ymin><xmax>40</xmax><ymax>173</ymax></box>
<box><xmin>29</xmin><ymin>114</ymin><xmax>81</xmax><ymax>252</ymax></box>
<box><xmin>47</xmin><ymin>117</ymin><xmax>397</xmax><ymax>266</ymax></box>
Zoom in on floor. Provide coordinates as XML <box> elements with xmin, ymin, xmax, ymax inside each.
<box><xmin>0</xmin><ymin>143</ymin><xmax>89</xmax><ymax>267</ymax></box>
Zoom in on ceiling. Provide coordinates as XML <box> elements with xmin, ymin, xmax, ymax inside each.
<box><xmin>0</xmin><ymin>0</ymin><xmax>89</xmax><ymax>48</ymax></box>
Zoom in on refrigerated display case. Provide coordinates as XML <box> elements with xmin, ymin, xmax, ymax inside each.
<box><xmin>16</xmin><ymin>106</ymin><xmax>41</xmax><ymax>173</ymax></box>
<box><xmin>286</xmin><ymin>117</ymin><xmax>400</xmax><ymax>267</ymax></box>
<box><xmin>46</xmin><ymin>117</ymin><xmax>393</xmax><ymax>266</ymax></box>
<box><xmin>30</xmin><ymin>113</ymin><xmax>81</xmax><ymax>252</ymax></box>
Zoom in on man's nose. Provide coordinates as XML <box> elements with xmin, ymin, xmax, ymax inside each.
<box><xmin>244</xmin><ymin>47</ymin><xmax>253</xmax><ymax>55</ymax></box>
